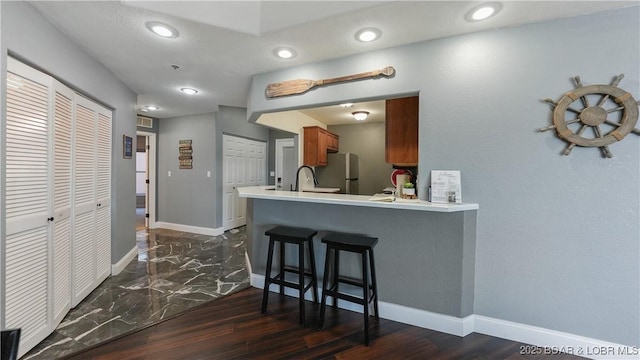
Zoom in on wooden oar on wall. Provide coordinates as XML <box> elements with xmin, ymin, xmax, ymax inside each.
<box><xmin>265</xmin><ymin>66</ymin><xmax>395</xmax><ymax>98</ymax></box>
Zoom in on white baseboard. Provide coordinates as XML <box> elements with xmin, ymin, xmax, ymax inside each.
<box><xmin>473</xmin><ymin>315</ymin><xmax>639</xmax><ymax>360</ymax></box>
<box><xmin>154</xmin><ymin>221</ymin><xmax>224</xmax><ymax>236</ymax></box>
<box><xmin>250</xmin><ymin>273</ymin><xmax>638</xmax><ymax>360</ymax></box>
<box><xmin>250</xmin><ymin>273</ymin><xmax>471</xmax><ymax>336</ymax></box>
<box><xmin>245</xmin><ymin>251</ymin><xmax>253</xmax><ymax>276</ymax></box>
<box><xmin>111</xmin><ymin>245</ymin><xmax>138</xmax><ymax>275</ymax></box>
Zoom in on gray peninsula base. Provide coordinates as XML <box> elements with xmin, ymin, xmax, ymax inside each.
<box><xmin>246</xmin><ymin>198</ymin><xmax>477</xmax><ymax>319</ymax></box>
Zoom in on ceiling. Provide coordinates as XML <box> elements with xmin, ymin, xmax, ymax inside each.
<box><xmin>29</xmin><ymin>1</ymin><xmax>637</xmax><ymax>120</ymax></box>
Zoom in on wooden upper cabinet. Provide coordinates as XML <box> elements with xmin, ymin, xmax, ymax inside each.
<box><xmin>303</xmin><ymin>126</ymin><xmax>339</xmax><ymax>167</ymax></box>
<box><xmin>385</xmin><ymin>96</ymin><xmax>419</xmax><ymax>166</ymax></box>
<box><xmin>326</xmin><ymin>132</ymin><xmax>339</xmax><ymax>153</ymax></box>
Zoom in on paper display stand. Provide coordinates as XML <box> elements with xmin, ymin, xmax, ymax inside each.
<box><xmin>430</xmin><ymin>170</ymin><xmax>462</xmax><ymax>203</ymax></box>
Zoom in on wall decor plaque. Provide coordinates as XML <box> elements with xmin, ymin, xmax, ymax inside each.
<box><xmin>540</xmin><ymin>74</ymin><xmax>640</xmax><ymax>158</ymax></box>
<box><xmin>179</xmin><ymin>139</ymin><xmax>193</xmax><ymax>169</ymax></box>
<box><xmin>123</xmin><ymin>135</ymin><xmax>133</xmax><ymax>159</ymax></box>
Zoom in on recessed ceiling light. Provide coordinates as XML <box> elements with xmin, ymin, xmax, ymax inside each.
<box><xmin>355</xmin><ymin>28</ymin><xmax>381</xmax><ymax>42</ymax></box>
<box><xmin>466</xmin><ymin>2</ymin><xmax>502</xmax><ymax>22</ymax></box>
<box><xmin>145</xmin><ymin>105</ymin><xmax>159</xmax><ymax>111</ymax></box>
<box><xmin>146</xmin><ymin>21</ymin><xmax>178</xmax><ymax>38</ymax></box>
<box><xmin>340</xmin><ymin>103</ymin><xmax>354</xmax><ymax>108</ymax></box>
<box><xmin>274</xmin><ymin>47</ymin><xmax>297</xmax><ymax>59</ymax></box>
<box><xmin>180</xmin><ymin>87</ymin><xmax>198</xmax><ymax>95</ymax></box>
<box><xmin>352</xmin><ymin>111</ymin><xmax>369</xmax><ymax>121</ymax></box>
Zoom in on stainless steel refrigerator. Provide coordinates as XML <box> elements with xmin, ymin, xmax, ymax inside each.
<box><xmin>315</xmin><ymin>153</ymin><xmax>359</xmax><ymax>194</ymax></box>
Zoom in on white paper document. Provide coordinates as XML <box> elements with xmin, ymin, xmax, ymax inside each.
<box><xmin>431</xmin><ymin>170</ymin><xmax>462</xmax><ymax>203</ymax></box>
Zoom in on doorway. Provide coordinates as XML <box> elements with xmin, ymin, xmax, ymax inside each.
<box><xmin>275</xmin><ymin>138</ymin><xmax>297</xmax><ymax>191</ymax></box>
<box><xmin>136</xmin><ymin>131</ymin><xmax>157</xmax><ymax>230</ymax></box>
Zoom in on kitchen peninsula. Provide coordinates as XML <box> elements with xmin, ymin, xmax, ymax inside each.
<box><xmin>238</xmin><ymin>186</ymin><xmax>479</xmax><ymax>335</ymax></box>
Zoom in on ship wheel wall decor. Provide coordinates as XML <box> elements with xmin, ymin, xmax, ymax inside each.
<box><xmin>540</xmin><ymin>74</ymin><xmax>640</xmax><ymax>158</ymax></box>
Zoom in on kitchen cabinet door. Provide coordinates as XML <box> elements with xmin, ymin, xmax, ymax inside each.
<box><xmin>303</xmin><ymin>126</ymin><xmax>339</xmax><ymax>166</ymax></box>
<box><xmin>385</xmin><ymin>96</ymin><xmax>419</xmax><ymax>166</ymax></box>
<box><xmin>327</xmin><ymin>132</ymin><xmax>339</xmax><ymax>153</ymax></box>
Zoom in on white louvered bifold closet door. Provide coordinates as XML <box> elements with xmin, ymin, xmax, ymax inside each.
<box><xmin>72</xmin><ymin>97</ymin><xmax>98</xmax><ymax>305</ymax></box>
<box><xmin>71</xmin><ymin>95</ymin><xmax>112</xmax><ymax>306</ymax></box>
<box><xmin>3</xmin><ymin>57</ymin><xmax>113</xmax><ymax>357</ymax></box>
<box><xmin>95</xmin><ymin>110</ymin><xmax>112</xmax><ymax>283</ymax></box>
<box><xmin>52</xmin><ymin>80</ymin><xmax>73</xmax><ymax>326</ymax></box>
<box><xmin>4</xmin><ymin>58</ymin><xmax>53</xmax><ymax>356</ymax></box>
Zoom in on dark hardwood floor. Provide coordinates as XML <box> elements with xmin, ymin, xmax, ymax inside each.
<box><xmin>63</xmin><ymin>288</ymin><xmax>584</xmax><ymax>360</ymax></box>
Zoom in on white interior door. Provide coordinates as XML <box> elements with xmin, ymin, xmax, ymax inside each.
<box><xmin>3</xmin><ymin>57</ymin><xmax>113</xmax><ymax>358</ymax></box>
<box><xmin>256</xmin><ymin>141</ymin><xmax>266</xmax><ymax>185</ymax></box>
<box><xmin>4</xmin><ymin>58</ymin><xmax>53</xmax><ymax>357</ymax></box>
<box><xmin>138</xmin><ymin>131</ymin><xmax>156</xmax><ymax>229</ymax></box>
<box><xmin>52</xmin><ymin>80</ymin><xmax>73</xmax><ymax>326</ymax></box>
<box><xmin>222</xmin><ymin>135</ymin><xmax>266</xmax><ymax>230</ymax></box>
<box><xmin>275</xmin><ymin>138</ymin><xmax>295</xmax><ymax>190</ymax></box>
<box><xmin>95</xmin><ymin>110</ymin><xmax>112</xmax><ymax>283</ymax></box>
<box><xmin>72</xmin><ymin>97</ymin><xmax>98</xmax><ymax>305</ymax></box>
<box><xmin>223</xmin><ymin>135</ymin><xmax>245</xmax><ymax>230</ymax></box>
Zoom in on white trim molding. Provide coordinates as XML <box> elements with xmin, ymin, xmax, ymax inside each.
<box><xmin>473</xmin><ymin>315</ymin><xmax>640</xmax><ymax>360</ymax></box>
<box><xmin>154</xmin><ymin>221</ymin><xmax>224</xmax><ymax>236</ymax></box>
<box><xmin>111</xmin><ymin>246</ymin><xmax>138</xmax><ymax>275</ymax></box>
<box><xmin>250</xmin><ymin>273</ymin><xmax>638</xmax><ymax>360</ymax></box>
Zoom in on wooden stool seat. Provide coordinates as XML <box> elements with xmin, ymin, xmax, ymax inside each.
<box><xmin>261</xmin><ymin>226</ymin><xmax>318</xmax><ymax>326</ymax></box>
<box><xmin>319</xmin><ymin>232</ymin><xmax>379</xmax><ymax>345</ymax></box>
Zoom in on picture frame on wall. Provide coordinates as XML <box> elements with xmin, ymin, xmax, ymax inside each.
<box><xmin>123</xmin><ymin>135</ymin><xmax>133</xmax><ymax>159</ymax></box>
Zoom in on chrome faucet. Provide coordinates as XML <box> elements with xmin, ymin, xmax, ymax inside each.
<box><xmin>294</xmin><ymin>165</ymin><xmax>318</xmax><ymax>191</ymax></box>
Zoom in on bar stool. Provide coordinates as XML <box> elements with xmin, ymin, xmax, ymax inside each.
<box><xmin>319</xmin><ymin>232</ymin><xmax>379</xmax><ymax>345</ymax></box>
<box><xmin>261</xmin><ymin>226</ymin><xmax>319</xmax><ymax>326</ymax></box>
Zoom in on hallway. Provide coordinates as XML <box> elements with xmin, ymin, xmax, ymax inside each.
<box><xmin>24</xmin><ymin>227</ymin><xmax>250</xmax><ymax>359</ymax></box>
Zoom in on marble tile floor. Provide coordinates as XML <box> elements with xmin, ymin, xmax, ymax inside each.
<box><xmin>24</xmin><ymin>227</ymin><xmax>250</xmax><ymax>360</ymax></box>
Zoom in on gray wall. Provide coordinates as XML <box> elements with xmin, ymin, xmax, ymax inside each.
<box><xmin>327</xmin><ymin>122</ymin><xmax>392</xmax><ymax>195</ymax></box>
<box><xmin>248</xmin><ymin>7</ymin><xmax>640</xmax><ymax>346</ymax></box>
<box><xmin>214</xmin><ymin>106</ymin><xmax>270</xmax><ymax>228</ymax></box>
<box><xmin>1</xmin><ymin>2</ymin><xmax>137</xmax><ymax>264</ymax></box>
<box><xmin>156</xmin><ymin>106</ymin><xmax>270</xmax><ymax>230</ymax></box>
<box><xmin>157</xmin><ymin>113</ymin><xmax>216</xmax><ymax>228</ymax></box>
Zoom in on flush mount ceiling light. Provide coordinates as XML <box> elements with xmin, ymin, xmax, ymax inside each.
<box><xmin>180</xmin><ymin>87</ymin><xmax>198</xmax><ymax>95</ymax></box>
<box><xmin>145</xmin><ymin>105</ymin><xmax>159</xmax><ymax>111</ymax></box>
<box><xmin>465</xmin><ymin>2</ymin><xmax>502</xmax><ymax>21</ymax></box>
<box><xmin>355</xmin><ymin>28</ymin><xmax>381</xmax><ymax>42</ymax></box>
<box><xmin>145</xmin><ymin>21</ymin><xmax>179</xmax><ymax>38</ymax></box>
<box><xmin>273</xmin><ymin>47</ymin><xmax>297</xmax><ymax>59</ymax></box>
<box><xmin>352</xmin><ymin>111</ymin><xmax>369</xmax><ymax>121</ymax></box>
<box><xmin>140</xmin><ymin>108</ymin><xmax>149</xmax><ymax>112</ymax></box>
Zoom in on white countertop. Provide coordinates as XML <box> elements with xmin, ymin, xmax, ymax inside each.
<box><xmin>237</xmin><ymin>186</ymin><xmax>479</xmax><ymax>212</ymax></box>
